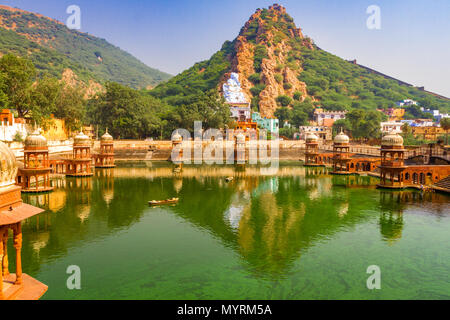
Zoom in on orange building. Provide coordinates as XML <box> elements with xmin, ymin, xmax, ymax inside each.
<box><xmin>384</xmin><ymin>108</ymin><xmax>405</xmax><ymax>121</ymax></box>
<box><xmin>411</xmin><ymin>126</ymin><xmax>445</xmax><ymax>141</ymax></box>
<box><xmin>0</xmin><ymin>141</ymin><xmax>48</xmax><ymax>300</ymax></box>
<box><xmin>41</xmin><ymin>116</ymin><xmax>69</xmax><ymax>141</ymax></box>
<box><xmin>0</xmin><ymin>109</ymin><xmax>14</xmax><ymax>126</ymax></box>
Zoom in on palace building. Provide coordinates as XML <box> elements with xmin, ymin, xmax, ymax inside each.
<box><xmin>0</xmin><ymin>141</ymin><xmax>48</xmax><ymax>300</ymax></box>
<box><xmin>16</xmin><ymin>129</ymin><xmax>54</xmax><ymax>193</ymax></box>
<box><xmin>65</xmin><ymin>131</ymin><xmax>94</xmax><ymax>177</ymax></box>
<box><xmin>377</xmin><ymin>132</ymin><xmax>450</xmax><ymax>188</ymax></box>
<box><xmin>94</xmin><ymin>129</ymin><xmax>115</xmax><ymax>168</ymax></box>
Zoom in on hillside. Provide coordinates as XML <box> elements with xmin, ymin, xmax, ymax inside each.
<box><xmin>151</xmin><ymin>4</ymin><xmax>450</xmax><ymax>117</ymax></box>
<box><xmin>0</xmin><ymin>5</ymin><xmax>171</xmax><ymax>89</ymax></box>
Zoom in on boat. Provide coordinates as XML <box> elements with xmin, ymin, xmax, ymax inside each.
<box><xmin>225</xmin><ymin>177</ymin><xmax>234</xmax><ymax>183</ymax></box>
<box><xmin>148</xmin><ymin>198</ymin><xmax>179</xmax><ymax>206</ymax></box>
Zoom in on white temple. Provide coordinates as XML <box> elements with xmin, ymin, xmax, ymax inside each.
<box><xmin>223</xmin><ymin>73</ymin><xmax>248</xmax><ymax>104</ymax></box>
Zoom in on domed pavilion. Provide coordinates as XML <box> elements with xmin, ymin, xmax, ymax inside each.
<box><xmin>65</xmin><ymin>130</ymin><xmax>94</xmax><ymax>177</ymax></box>
<box><xmin>377</xmin><ymin>132</ymin><xmax>407</xmax><ymax>188</ymax></box>
<box><xmin>17</xmin><ymin>129</ymin><xmax>54</xmax><ymax>193</ymax></box>
<box><xmin>94</xmin><ymin>129</ymin><xmax>115</xmax><ymax>168</ymax></box>
<box><xmin>304</xmin><ymin>132</ymin><xmax>325</xmax><ymax>166</ymax></box>
<box><xmin>332</xmin><ymin>129</ymin><xmax>351</xmax><ymax>174</ymax></box>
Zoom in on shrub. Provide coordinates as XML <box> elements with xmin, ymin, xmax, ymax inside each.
<box><xmin>253</xmin><ymin>45</ymin><xmax>269</xmax><ymax>73</ymax></box>
<box><xmin>248</xmin><ymin>73</ymin><xmax>261</xmax><ymax>84</ymax></box>
<box><xmin>293</xmin><ymin>91</ymin><xmax>303</xmax><ymax>101</ymax></box>
<box><xmin>274</xmin><ymin>73</ymin><xmax>283</xmax><ymax>84</ymax></box>
<box><xmin>250</xmin><ymin>84</ymin><xmax>266</xmax><ymax>97</ymax></box>
<box><xmin>275</xmin><ymin>63</ymin><xmax>284</xmax><ymax>72</ymax></box>
<box><xmin>283</xmin><ymin>83</ymin><xmax>293</xmax><ymax>90</ymax></box>
<box><xmin>276</xmin><ymin>95</ymin><xmax>292</xmax><ymax>107</ymax></box>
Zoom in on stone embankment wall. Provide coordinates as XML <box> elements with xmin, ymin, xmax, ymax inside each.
<box><xmin>93</xmin><ymin>140</ymin><xmax>307</xmax><ymax>161</ymax></box>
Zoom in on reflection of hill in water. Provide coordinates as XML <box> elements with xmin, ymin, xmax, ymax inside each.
<box><xmin>17</xmin><ymin>165</ymin><xmax>450</xmax><ymax>278</ymax></box>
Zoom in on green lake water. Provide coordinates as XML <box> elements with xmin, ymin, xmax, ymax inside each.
<box><xmin>10</xmin><ymin>162</ymin><xmax>450</xmax><ymax>300</ymax></box>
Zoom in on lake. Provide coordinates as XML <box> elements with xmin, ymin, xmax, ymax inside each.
<box><xmin>12</xmin><ymin>162</ymin><xmax>450</xmax><ymax>299</ymax></box>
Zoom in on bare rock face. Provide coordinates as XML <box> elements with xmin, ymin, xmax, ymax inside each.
<box><xmin>61</xmin><ymin>68</ymin><xmax>104</xmax><ymax>99</ymax></box>
<box><xmin>224</xmin><ymin>4</ymin><xmax>311</xmax><ymax>118</ymax></box>
<box><xmin>230</xmin><ymin>36</ymin><xmax>255</xmax><ymax>104</ymax></box>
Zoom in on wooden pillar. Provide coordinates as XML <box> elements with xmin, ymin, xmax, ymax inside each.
<box><xmin>13</xmin><ymin>223</ymin><xmax>22</xmax><ymax>285</ymax></box>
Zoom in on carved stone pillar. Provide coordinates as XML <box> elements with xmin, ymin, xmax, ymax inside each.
<box><xmin>13</xmin><ymin>223</ymin><xmax>23</xmax><ymax>285</ymax></box>
<box><xmin>0</xmin><ymin>227</ymin><xmax>4</xmax><ymax>300</ymax></box>
<box><xmin>2</xmin><ymin>228</ymin><xmax>8</xmax><ymax>277</ymax></box>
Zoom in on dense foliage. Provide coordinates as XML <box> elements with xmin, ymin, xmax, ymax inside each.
<box><xmin>88</xmin><ymin>83</ymin><xmax>231</xmax><ymax>139</ymax></box>
<box><xmin>0</xmin><ymin>54</ymin><xmax>86</xmax><ymax>129</ymax></box>
<box><xmin>333</xmin><ymin>110</ymin><xmax>387</xmax><ymax>140</ymax></box>
<box><xmin>298</xmin><ymin>47</ymin><xmax>450</xmax><ymax>114</ymax></box>
<box><xmin>0</xmin><ymin>8</ymin><xmax>171</xmax><ymax>88</ymax></box>
<box><xmin>150</xmin><ymin>41</ymin><xmax>235</xmax><ymax>106</ymax></box>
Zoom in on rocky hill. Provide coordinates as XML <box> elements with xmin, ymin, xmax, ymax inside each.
<box><xmin>0</xmin><ymin>5</ymin><xmax>171</xmax><ymax>89</ymax></box>
<box><xmin>151</xmin><ymin>4</ymin><xmax>450</xmax><ymax>117</ymax></box>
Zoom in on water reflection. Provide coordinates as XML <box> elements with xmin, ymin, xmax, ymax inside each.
<box><xmin>18</xmin><ymin>163</ymin><xmax>449</xmax><ymax>280</ymax></box>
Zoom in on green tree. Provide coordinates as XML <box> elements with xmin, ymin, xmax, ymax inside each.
<box><xmin>441</xmin><ymin>117</ymin><xmax>450</xmax><ymax>145</ymax></box>
<box><xmin>54</xmin><ymin>83</ymin><xmax>87</xmax><ymax>132</ymax></box>
<box><xmin>29</xmin><ymin>75</ymin><xmax>61</xmax><ymax>126</ymax></box>
<box><xmin>164</xmin><ymin>90</ymin><xmax>231</xmax><ymax>134</ymax></box>
<box><xmin>0</xmin><ymin>54</ymin><xmax>36</xmax><ymax>117</ymax></box>
<box><xmin>87</xmin><ymin>82</ymin><xmax>164</xmax><ymax>139</ymax></box>
<box><xmin>276</xmin><ymin>95</ymin><xmax>292</xmax><ymax>107</ymax></box>
<box><xmin>274</xmin><ymin>107</ymin><xmax>293</xmax><ymax>124</ymax></box>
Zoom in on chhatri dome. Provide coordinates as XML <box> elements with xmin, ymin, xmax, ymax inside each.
<box><xmin>0</xmin><ymin>140</ymin><xmax>18</xmax><ymax>188</ymax></box>
<box><xmin>334</xmin><ymin>129</ymin><xmax>350</xmax><ymax>144</ymax></box>
<box><xmin>101</xmin><ymin>129</ymin><xmax>113</xmax><ymax>142</ymax></box>
<box><xmin>172</xmin><ymin>132</ymin><xmax>182</xmax><ymax>143</ymax></box>
<box><xmin>236</xmin><ymin>132</ymin><xmax>245</xmax><ymax>143</ymax></box>
<box><xmin>305</xmin><ymin>132</ymin><xmax>319</xmax><ymax>143</ymax></box>
<box><xmin>381</xmin><ymin>132</ymin><xmax>404</xmax><ymax>147</ymax></box>
<box><xmin>25</xmin><ymin>129</ymin><xmax>47</xmax><ymax>149</ymax></box>
<box><xmin>74</xmin><ymin>130</ymin><xmax>91</xmax><ymax>146</ymax></box>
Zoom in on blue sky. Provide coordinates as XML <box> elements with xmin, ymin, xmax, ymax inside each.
<box><xmin>2</xmin><ymin>0</ymin><xmax>450</xmax><ymax>97</ymax></box>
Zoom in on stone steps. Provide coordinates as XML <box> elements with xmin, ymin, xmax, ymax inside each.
<box><xmin>433</xmin><ymin>176</ymin><xmax>450</xmax><ymax>192</ymax></box>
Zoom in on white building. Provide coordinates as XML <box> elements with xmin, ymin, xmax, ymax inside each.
<box><xmin>396</xmin><ymin>99</ymin><xmax>418</xmax><ymax>107</ymax></box>
<box><xmin>421</xmin><ymin>107</ymin><xmax>449</xmax><ymax>123</ymax></box>
<box><xmin>380</xmin><ymin>121</ymin><xmax>404</xmax><ymax>134</ymax></box>
<box><xmin>313</xmin><ymin>109</ymin><xmax>347</xmax><ymax>126</ymax></box>
<box><xmin>298</xmin><ymin>126</ymin><xmax>333</xmax><ymax>141</ymax></box>
<box><xmin>0</xmin><ymin>110</ymin><xmax>30</xmax><ymax>142</ymax></box>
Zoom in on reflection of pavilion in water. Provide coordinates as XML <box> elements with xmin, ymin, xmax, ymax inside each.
<box><xmin>95</xmin><ymin>169</ymin><xmax>115</xmax><ymax>206</ymax></box>
<box><xmin>20</xmin><ymin>172</ymin><xmax>118</xmax><ymax>276</ymax></box>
